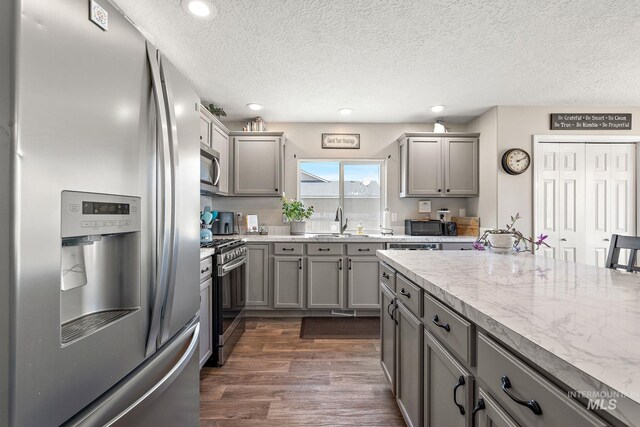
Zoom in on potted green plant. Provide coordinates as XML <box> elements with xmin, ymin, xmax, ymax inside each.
<box><xmin>474</xmin><ymin>213</ymin><xmax>550</xmax><ymax>254</ymax></box>
<box><xmin>281</xmin><ymin>197</ymin><xmax>314</xmax><ymax>235</ymax></box>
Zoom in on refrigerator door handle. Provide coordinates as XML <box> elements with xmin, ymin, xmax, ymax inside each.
<box><xmin>62</xmin><ymin>320</ymin><xmax>200</xmax><ymax>427</ymax></box>
<box><xmin>145</xmin><ymin>41</ymin><xmax>172</xmax><ymax>357</ymax></box>
<box><xmin>158</xmin><ymin>53</ymin><xmax>181</xmax><ymax>344</ymax></box>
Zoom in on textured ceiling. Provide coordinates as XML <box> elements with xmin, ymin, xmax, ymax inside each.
<box><xmin>111</xmin><ymin>0</ymin><xmax>640</xmax><ymax>123</ymax></box>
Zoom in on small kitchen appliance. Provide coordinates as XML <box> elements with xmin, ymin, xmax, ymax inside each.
<box><xmin>211</xmin><ymin>212</ymin><xmax>235</xmax><ymax>235</ymax></box>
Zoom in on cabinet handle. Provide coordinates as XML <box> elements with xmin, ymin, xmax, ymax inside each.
<box><xmin>432</xmin><ymin>315</ymin><xmax>450</xmax><ymax>332</ymax></box>
<box><xmin>603</xmin><ymin>238</ymin><xmax>610</xmax><ymax>242</ymax></box>
<box><xmin>381</xmin><ymin>272</ymin><xmax>390</xmax><ymax>279</ymax></box>
<box><xmin>453</xmin><ymin>375</ymin><xmax>466</xmax><ymax>415</ymax></box>
<box><xmin>200</xmin><ymin>267</ymin><xmax>210</xmax><ymax>274</ymax></box>
<box><xmin>282</xmin><ymin>248</ymin><xmax>294</xmax><ymax>251</ymax></box>
<box><xmin>446</xmin><ymin>189</ymin><xmax>450</xmax><ymax>192</ymax></box>
<box><xmin>386</xmin><ymin>300</ymin><xmax>395</xmax><ymax>319</ymax></box>
<box><xmin>500</xmin><ymin>376</ymin><xmax>543</xmax><ymax>415</ymax></box>
<box><xmin>399</xmin><ymin>288</ymin><xmax>411</xmax><ymax>298</ymax></box>
<box><xmin>318</xmin><ymin>248</ymin><xmax>330</xmax><ymax>252</ymax></box>
<box><xmin>298</xmin><ymin>258</ymin><xmax>302</xmax><ymax>270</ymax></box>
<box><xmin>339</xmin><ymin>259</ymin><xmax>343</xmax><ymax>270</ymax></box>
<box><xmin>348</xmin><ymin>258</ymin><xmax>352</xmax><ymax>270</ymax></box>
<box><xmin>390</xmin><ymin>303</ymin><xmax>398</xmax><ymax>325</ymax></box>
<box><xmin>358</xmin><ymin>248</ymin><xmax>370</xmax><ymax>252</ymax></box>
<box><xmin>437</xmin><ymin>189</ymin><xmax>442</xmax><ymax>192</ymax></box>
<box><xmin>275</xmin><ymin>188</ymin><xmax>278</xmax><ymax>192</ymax></box>
<box><xmin>471</xmin><ymin>398</ymin><xmax>486</xmax><ymax>427</ymax></box>
<box><xmin>560</xmin><ymin>238</ymin><xmax>567</xmax><ymax>242</ymax></box>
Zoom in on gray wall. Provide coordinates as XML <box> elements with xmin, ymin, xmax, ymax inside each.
<box><xmin>204</xmin><ymin>121</ymin><xmax>471</xmax><ymax>229</ymax></box>
<box><xmin>466</xmin><ymin>107</ymin><xmax>498</xmax><ymax>230</ymax></box>
<box><xmin>470</xmin><ymin>105</ymin><xmax>640</xmax><ymax>237</ymax></box>
<box><xmin>0</xmin><ymin>0</ymin><xmax>13</xmax><ymax>423</ymax></box>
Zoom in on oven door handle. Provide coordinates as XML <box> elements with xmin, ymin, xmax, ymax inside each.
<box><xmin>218</xmin><ymin>256</ymin><xmax>247</xmax><ymax>277</ymax></box>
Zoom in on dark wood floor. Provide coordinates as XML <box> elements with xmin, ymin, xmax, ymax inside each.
<box><xmin>200</xmin><ymin>317</ymin><xmax>405</xmax><ymax>426</ymax></box>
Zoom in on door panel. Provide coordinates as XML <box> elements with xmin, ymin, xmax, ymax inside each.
<box><xmin>408</xmin><ymin>138</ymin><xmax>442</xmax><ymax>195</ymax></box>
<box><xmin>158</xmin><ymin>55</ymin><xmax>201</xmax><ymax>345</ymax></box>
<box><xmin>396</xmin><ymin>302</ymin><xmax>423</xmax><ymax>427</ymax></box>
<box><xmin>274</xmin><ymin>257</ymin><xmax>304</xmax><ymax>308</ymax></box>
<box><xmin>234</xmin><ymin>136</ymin><xmax>281</xmax><ymax>195</ymax></box>
<box><xmin>246</xmin><ymin>245</ymin><xmax>270</xmax><ymax>306</ymax></box>
<box><xmin>14</xmin><ymin>1</ymin><xmax>153</xmax><ymax>424</ymax></box>
<box><xmin>380</xmin><ymin>284</ymin><xmax>396</xmax><ymax>394</ymax></box>
<box><xmin>348</xmin><ymin>257</ymin><xmax>381</xmax><ymax>309</ymax></box>
<box><xmin>307</xmin><ymin>257</ymin><xmax>344</xmax><ymax>309</ymax></box>
<box><xmin>444</xmin><ymin>137</ymin><xmax>478</xmax><ymax>195</ymax></box>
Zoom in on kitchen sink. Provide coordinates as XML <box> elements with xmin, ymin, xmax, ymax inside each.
<box><xmin>306</xmin><ymin>233</ymin><xmax>371</xmax><ymax>238</ymax></box>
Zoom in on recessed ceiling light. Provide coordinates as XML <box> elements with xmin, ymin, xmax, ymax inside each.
<box><xmin>431</xmin><ymin>105</ymin><xmax>445</xmax><ymax>113</ymax></box>
<box><xmin>181</xmin><ymin>0</ymin><xmax>216</xmax><ymax>18</ymax></box>
<box><xmin>338</xmin><ymin>108</ymin><xmax>353</xmax><ymax>115</ymax></box>
<box><xmin>246</xmin><ymin>103</ymin><xmax>263</xmax><ymax>111</ymax></box>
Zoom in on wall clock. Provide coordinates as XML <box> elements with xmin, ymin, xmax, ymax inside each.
<box><xmin>501</xmin><ymin>148</ymin><xmax>531</xmax><ymax>175</ymax></box>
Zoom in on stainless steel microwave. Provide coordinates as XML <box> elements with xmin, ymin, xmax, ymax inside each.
<box><xmin>200</xmin><ymin>144</ymin><xmax>220</xmax><ymax>195</ymax></box>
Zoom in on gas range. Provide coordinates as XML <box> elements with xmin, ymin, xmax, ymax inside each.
<box><xmin>200</xmin><ymin>238</ymin><xmax>246</xmax><ymax>264</ymax></box>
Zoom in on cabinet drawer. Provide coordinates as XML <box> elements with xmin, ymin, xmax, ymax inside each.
<box><xmin>347</xmin><ymin>243</ymin><xmax>384</xmax><ymax>255</ymax></box>
<box><xmin>307</xmin><ymin>243</ymin><xmax>343</xmax><ymax>255</ymax></box>
<box><xmin>200</xmin><ymin>257</ymin><xmax>213</xmax><ymax>282</ymax></box>
<box><xmin>379</xmin><ymin>262</ymin><xmax>396</xmax><ymax>292</ymax></box>
<box><xmin>477</xmin><ymin>333</ymin><xmax>607</xmax><ymax>427</ymax></box>
<box><xmin>424</xmin><ymin>294</ymin><xmax>474</xmax><ymax>365</ymax></box>
<box><xmin>274</xmin><ymin>243</ymin><xmax>305</xmax><ymax>255</ymax></box>
<box><xmin>396</xmin><ymin>274</ymin><xmax>422</xmax><ymax>317</ymax></box>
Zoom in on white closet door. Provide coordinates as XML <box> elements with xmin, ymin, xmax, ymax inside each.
<box><xmin>535</xmin><ymin>143</ymin><xmax>560</xmax><ymax>259</ymax></box>
<box><xmin>558</xmin><ymin>144</ymin><xmax>586</xmax><ymax>263</ymax></box>
<box><xmin>535</xmin><ymin>143</ymin><xmax>585</xmax><ymax>262</ymax></box>
<box><xmin>585</xmin><ymin>144</ymin><xmax>636</xmax><ymax>267</ymax></box>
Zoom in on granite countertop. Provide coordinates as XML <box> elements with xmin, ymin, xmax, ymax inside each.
<box><xmin>199</xmin><ymin>234</ymin><xmax>476</xmax><ymax>258</ymax></box>
<box><xmin>240</xmin><ymin>234</ymin><xmax>477</xmax><ymax>243</ymax></box>
<box><xmin>376</xmin><ymin>249</ymin><xmax>640</xmax><ymax>425</ymax></box>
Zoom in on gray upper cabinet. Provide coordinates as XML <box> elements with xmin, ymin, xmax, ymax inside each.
<box><xmin>273</xmin><ymin>256</ymin><xmax>304</xmax><ymax>309</ymax></box>
<box><xmin>347</xmin><ymin>256</ymin><xmax>381</xmax><ymax>309</ymax></box>
<box><xmin>199</xmin><ymin>110</ymin><xmax>211</xmax><ymax>147</ymax></box>
<box><xmin>380</xmin><ymin>283</ymin><xmax>396</xmax><ymax>394</ymax></box>
<box><xmin>231</xmin><ymin>132</ymin><xmax>284</xmax><ymax>196</ymax></box>
<box><xmin>398</xmin><ymin>133</ymin><xmax>479</xmax><ymax>198</ymax></box>
<box><xmin>444</xmin><ymin>137</ymin><xmax>478</xmax><ymax>196</ymax></box>
<box><xmin>246</xmin><ymin>244</ymin><xmax>270</xmax><ymax>307</ymax></box>
<box><xmin>405</xmin><ymin>136</ymin><xmax>442</xmax><ymax>196</ymax></box>
<box><xmin>424</xmin><ymin>330</ymin><xmax>474</xmax><ymax>427</ymax></box>
<box><xmin>396</xmin><ymin>301</ymin><xmax>423</xmax><ymax>427</ymax></box>
<box><xmin>307</xmin><ymin>256</ymin><xmax>344</xmax><ymax>309</ymax></box>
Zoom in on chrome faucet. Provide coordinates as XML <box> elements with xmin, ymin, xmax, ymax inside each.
<box><xmin>334</xmin><ymin>206</ymin><xmax>348</xmax><ymax>235</ymax></box>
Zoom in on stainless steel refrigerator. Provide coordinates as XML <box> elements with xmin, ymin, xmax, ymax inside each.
<box><xmin>0</xmin><ymin>0</ymin><xmax>201</xmax><ymax>425</ymax></box>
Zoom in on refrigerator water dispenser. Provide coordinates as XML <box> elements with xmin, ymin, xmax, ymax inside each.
<box><xmin>60</xmin><ymin>191</ymin><xmax>142</xmax><ymax>345</ymax></box>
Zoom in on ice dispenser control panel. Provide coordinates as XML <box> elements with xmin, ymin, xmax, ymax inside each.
<box><xmin>61</xmin><ymin>191</ymin><xmax>141</xmax><ymax>238</ymax></box>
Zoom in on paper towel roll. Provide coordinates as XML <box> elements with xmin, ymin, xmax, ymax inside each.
<box><xmin>381</xmin><ymin>208</ymin><xmax>391</xmax><ymax>231</ymax></box>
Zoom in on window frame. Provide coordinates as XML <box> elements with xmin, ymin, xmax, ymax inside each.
<box><xmin>296</xmin><ymin>158</ymin><xmax>387</xmax><ymax>232</ymax></box>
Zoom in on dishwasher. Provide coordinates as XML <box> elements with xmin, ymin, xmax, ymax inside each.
<box><xmin>386</xmin><ymin>242</ymin><xmax>441</xmax><ymax>250</ymax></box>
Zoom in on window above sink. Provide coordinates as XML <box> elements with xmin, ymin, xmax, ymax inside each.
<box><xmin>298</xmin><ymin>159</ymin><xmax>386</xmax><ymax>234</ymax></box>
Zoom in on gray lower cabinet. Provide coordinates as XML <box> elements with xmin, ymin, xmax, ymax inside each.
<box><xmin>198</xmin><ymin>279</ymin><xmax>212</xmax><ymax>368</ymax></box>
<box><xmin>273</xmin><ymin>256</ymin><xmax>304</xmax><ymax>308</ymax></box>
<box><xmin>347</xmin><ymin>256</ymin><xmax>380</xmax><ymax>309</ymax></box>
<box><xmin>380</xmin><ymin>283</ymin><xmax>396</xmax><ymax>394</ymax></box>
<box><xmin>246</xmin><ymin>244</ymin><xmax>270</xmax><ymax>306</ymax></box>
<box><xmin>396</xmin><ymin>301</ymin><xmax>423</xmax><ymax>427</ymax></box>
<box><xmin>307</xmin><ymin>256</ymin><xmax>344</xmax><ymax>309</ymax></box>
<box><xmin>474</xmin><ymin>387</ymin><xmax>520</xmax><ymax>427</ymax></box>
<box><xmin>423</xmin><ymin>330</ymin><xmax>473</xmax><ymax>427</ymax></box>
<box><xmin>232</xmin><ymin>132</ymin><xmax>284</xmax><ymax>196</ymax></box>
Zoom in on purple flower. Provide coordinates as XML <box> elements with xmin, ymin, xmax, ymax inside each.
<box><xmin>535</xmin><ymin>234</ymin><xmax>548</xmax><ymax>245</ymax></box>
<box><xmin>473</xmin><ymin>242</ymin><xmax>485</xmax><ymax>251</ymax></box>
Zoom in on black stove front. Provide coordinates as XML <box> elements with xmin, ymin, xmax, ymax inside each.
<box><xmin>203</xmin><ymin>239</ymin><xmax>246</xmax><ymax>366</ymax></box>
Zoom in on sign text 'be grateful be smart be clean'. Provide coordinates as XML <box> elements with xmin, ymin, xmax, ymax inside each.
<box><xmin>550</xmin><ymin>113</ymin><xmax>632</xmax><ymax>130</ymax></box>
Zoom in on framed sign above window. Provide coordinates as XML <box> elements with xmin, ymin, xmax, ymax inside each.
<box><xmin>321</xmin><ymin>133</ymin><xmax>360</xmax><ymax>149</ymax></box>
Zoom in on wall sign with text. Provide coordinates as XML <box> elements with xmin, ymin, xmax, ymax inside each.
<box><xmin>550</xmin><ymin>113</ymin><xmax>632</xmax><ymax>130</ymax></box>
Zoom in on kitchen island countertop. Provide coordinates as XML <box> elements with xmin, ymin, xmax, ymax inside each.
<box><xmin>376</xmin><ymin>249</ymin><xmax>640</xmax><ymax>426</ymax></box>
